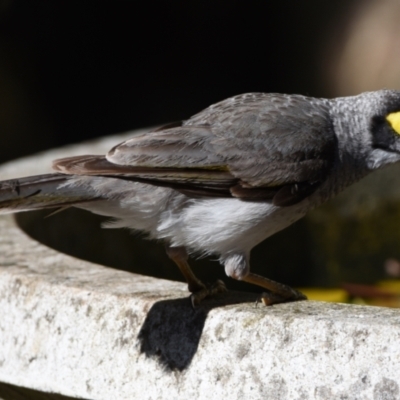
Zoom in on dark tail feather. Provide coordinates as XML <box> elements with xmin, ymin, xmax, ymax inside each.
<box><xmin>0</xmin><ymin>173</ymin><xmax>95</xmax><ymax>214</ymax></box>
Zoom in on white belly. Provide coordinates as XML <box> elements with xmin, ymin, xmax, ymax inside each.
<box><xmin>73</xmin><ymin>177</ymin><xmax>311</xmax><ymax>258</ymax></box>
<box><xmin>157</xmin><ymin>197</ymin><xmax>310</xmax><ymax>257</ymax></box>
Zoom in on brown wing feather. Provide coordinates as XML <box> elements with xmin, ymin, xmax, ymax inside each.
<box><xmin>53</xmin><ymin>155</ymin><xmax>237</xmax><ymax>197</ymax></box>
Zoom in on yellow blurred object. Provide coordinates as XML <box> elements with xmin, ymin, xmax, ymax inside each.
<box><xmin>352</xmin><ymin>297</ymin><xmax>368</xmax><ymax>305</ymax></box>
<box><xmin>298</xmin><ymin>288</ymin><xmax>348</xmax><ymax>303</ymax></box>
<box><xmin>377</xmin><ymin>280</ymin><xmax>400</xmax><ymax>293</ymax></box>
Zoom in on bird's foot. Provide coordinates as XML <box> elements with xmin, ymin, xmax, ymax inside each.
<box><xmin>190</xmin><ymin>279</ymin><xmax>227</xmax><ymax>307</ymax></box>
<box><xmin>258</xmin><ymin>288</ymin><xmax>307</xmax><ymax>306</ymax></box>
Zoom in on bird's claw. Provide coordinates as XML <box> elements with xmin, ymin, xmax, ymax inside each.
<box><xmin>190</xmin><ymin>279</ymin><xmax>227</xmax><ymax>307</ymax></box>
<box><xmin>257</xmin><ymin>289</ymin><xmax>307</xmax><ymax>306</ymax></box>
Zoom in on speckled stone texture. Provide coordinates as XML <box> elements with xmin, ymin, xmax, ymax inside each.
<box><xmin>1</xmin><ymin>133</ymin><xmax>400</xmax><ymax>400</ymax></box>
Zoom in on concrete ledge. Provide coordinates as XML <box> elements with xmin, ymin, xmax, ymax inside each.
<box><xmin>1</xmin><ymin>133</ymin><xmax>400</xmax><ymax>399</ymax></box>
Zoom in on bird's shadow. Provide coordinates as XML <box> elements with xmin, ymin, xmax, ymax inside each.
<box><xmin>137</xmin><ymin>291</ymin><xmax>258</xmax><ymax>371</ymax></box>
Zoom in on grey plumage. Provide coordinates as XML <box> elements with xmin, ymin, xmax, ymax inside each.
<box><xmin>2</xmin><ymin>90</ymin><xmax>400</xmax><ymax>305</ymax></box>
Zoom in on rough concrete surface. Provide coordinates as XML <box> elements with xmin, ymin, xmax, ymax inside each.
<box><xmin>0</xmin><ymin>133</ymin><xmax>400</xmax><ymax>399</ymax></box>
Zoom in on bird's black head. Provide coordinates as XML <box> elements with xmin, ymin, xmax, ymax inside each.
<box><xmin>358</xmin><ymin>90</ymin><xmax>400</xmax><ymax>170</ymax></box>
<box><xmin>371</xmin><ymin>94</ymin><xmax>400</xmax><ymax>153</ymax></box>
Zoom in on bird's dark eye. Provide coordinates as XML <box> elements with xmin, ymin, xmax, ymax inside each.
<box><xmin>386</xmin><ymin>111</ymin><xmax>400</xmax><ymax>135</ymax></box>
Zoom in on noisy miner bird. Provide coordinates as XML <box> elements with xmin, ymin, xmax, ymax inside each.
<box><xmin>1</xmin><ymin>90</ymin><xmax>400</xmax><ymax>305</ymax></box>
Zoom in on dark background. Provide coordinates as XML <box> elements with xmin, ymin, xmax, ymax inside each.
<box><xmin>0</xmin><ymin>0</ymin><xmax>353</xmax><ymax>163</ymax></box>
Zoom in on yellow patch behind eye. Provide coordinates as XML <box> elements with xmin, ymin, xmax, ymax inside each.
<box><xmin>386</xmin><ymin>112</ymin><xmax>400</xmax><ymax>134</ymax></box>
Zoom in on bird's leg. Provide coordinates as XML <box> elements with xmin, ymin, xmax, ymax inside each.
<box><xmin>165</xmin><ymin>246</ymin><xmax>226</xmax><ymax>306</ymax></box>
<box><xmin>224</xmin><ymin>253</ymin><xmax>307</xmax><ymax>306</ymax></box>
<box><xmin>241</xmin><ymin>273</ymin><xmax>307</xmax><ymax>305</ymax></box>
<box><xmin>165</xmin><ymin>246</ymin><xmax>205</xmax><ymax>293</ymax></box>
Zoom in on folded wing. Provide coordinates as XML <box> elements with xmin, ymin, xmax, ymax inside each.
<box><xmin>53</xmin><ymin>93</ymin><xmax>336</xmax><ymax>206</ymax></box>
